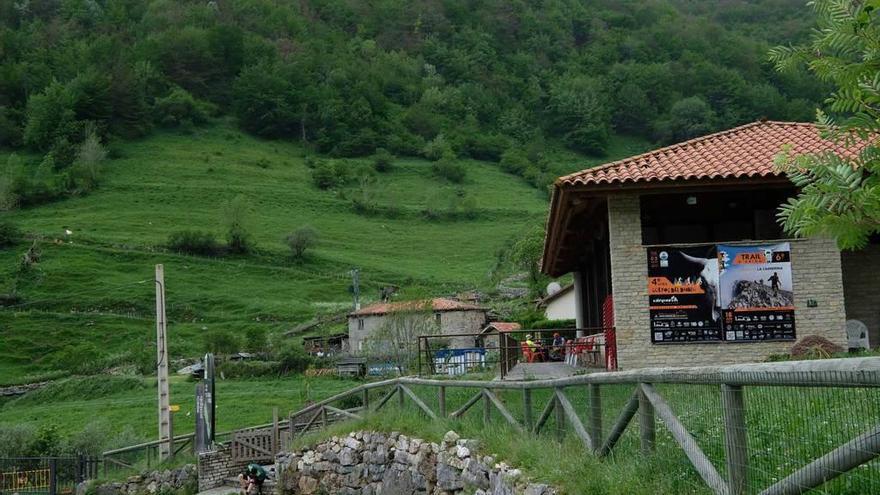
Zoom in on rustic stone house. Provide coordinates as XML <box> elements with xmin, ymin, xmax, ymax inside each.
<box><xmin>541</xmin><ymin>121</ymin><xmax>878</xmax><ymax>369</ymax></box>
<box><xmin>347</xmin><ymin>298</ymin><xmax>488</xmax><ymax>353</ymax></box>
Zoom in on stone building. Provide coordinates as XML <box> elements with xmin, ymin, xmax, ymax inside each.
<box><xmin>347</xmin><ymin>298</ymin><xmax>488</xmax><ymax>353</ymax></box>
<box><xmin>541</xmin><ymin>121</ymin><xmax>878</xmax><ymax>369</ymax></box>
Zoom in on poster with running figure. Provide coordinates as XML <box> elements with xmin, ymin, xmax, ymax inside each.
<box><xmin>718</xmin><ymin>243</ymin><xmax>796</xmax><ymax>342</ymax></box>
<box><xmin>646</xmin><ymin>245</ymin><xmax>723</xmax><ymax>343</ymax></box>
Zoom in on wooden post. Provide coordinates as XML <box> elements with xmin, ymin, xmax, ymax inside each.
<box><xmin>155</xmin><ymin>264</ymin><xmax>172</xmax><ymax>460</ymax></box>
<box><xmin>639</xmin><ymin>383</ymin><xmax>655</xmax><ymax>454</ymax></box>
<box><xmin>272</xmin><ymin>407</ymin><xmax>279</xmax><ymax>455</ymax></box>
<box><xmin>362</xmin><ymin>388</ymin><xmax>369</xmax><ymax>411</ymax></box>
<box><xmin>439</xmin><ymin>386</ymin><xmax>446</xmax><ymax>417</ymax></box>
<box><xmin>288</xmin><ymin>412</ymin><xmax>295</xmax><ymax>446</ymax></box>
<box><xmin>48</xmin><ymin>458</ymin><xmax>57</xmax><ymax>495</ymax></box>
<box><xmin>321</xmin><ymin>406</ymin><xmax>328</xmax><ymax>428</ymax></box>
<box><xmin>523</xmin><ymin>388</ymin><xmax>533</xmax><ymax>432</ymax></box>
<box><xmin>721</xmin><ymin>384</ymin><xmax>748</xmax><ymax>495</ymax></box>
<box><xmin>588</xmin><ymin>384</ymin><xmax>602</xmax><ymax>452</ymax></box>
<box><xmin>483</xmin><ymin>390</ymin><xmax>491</xmax><ymax>424</ymax></box>
<box><xmin>398</xmin><ymin>385</ymin><xmax>405</xmax><ymax>409</ymax></box>
<box><xmin>555</xmin><ymin>388</ymin><xmax>565</xmax><ymax>442</ymax></box>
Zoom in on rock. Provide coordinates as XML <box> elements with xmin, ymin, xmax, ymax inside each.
<box><xmin>436</xmin><ymin>462</ymin><xmax>463</xmax><ymax>491</ymax></box>
<box><xmin>524</xmin><ymin>483</ymin><xmax>551</xmax><ymax>495</ymax></box>
<box><xmin>455</xmin><ymin>445</ymin><xmax>470</xmax><ymax>459</ymax></box>
<box><xmin>344</xmin><ymin>436</ymin><xmax>363</xmax><ymax>450</ymax></box>
<box><xmin>442</xmin><ymin>431</ymin><xmax>460</xmax><ymax>445</ymax></box>
<box><xmin>298</xmin><ymin>476</ymin><xmax>319</xmax><ymax>494</ymax></box>
<box><xmin>146</xmin><ymin>481</ymin><xmax>157</xmax><ymax>494</ymax></box>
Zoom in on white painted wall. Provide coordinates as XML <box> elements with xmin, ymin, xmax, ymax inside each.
<box><xmin>544</xmin><ymin>289</ymin><xmax>577</xmax><ymax>320</ymax></box>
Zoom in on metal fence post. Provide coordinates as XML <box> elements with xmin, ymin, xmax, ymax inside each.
<box><xmin>639</xmin><ymin>384</ymin><xmax>655</xmax><ymax>454</ymax></box>
<box><xmin>588</xmin><ymin>383</ymin><xmax>602</xmax><ymax>452</ymax></box>
<box><xmin>48</xmin><ymin>458</ymin><xmax>57</xmax><ymax>495</ymax></box>
<box><xmin>721</xmin><ymin>384</ymin><xmax>749</xmax><ymax>495</ymax></box>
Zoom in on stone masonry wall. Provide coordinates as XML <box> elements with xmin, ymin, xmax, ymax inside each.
<box><xmin>607</xmin><ymin>193</ymin><xmax>848</xmax><ymax>369</ymax></box>
<box><xmin>278</xmin><ymin>430</ymin><xmax>556</xmax><ymax>495</ymax></box>
<box><xmin>198</xmin><ymin>443</ymin><xmax>250</xmax><ymax>492</ymax></box>
<box><xmin>77</xmin><ymin>465</ymin><xmax>196</xmax><ymax>495</ymax></box>
<box><xmin>841</xmin><ymin>245</ymin><xmax>880</xmax><ymax>348</ymax></box>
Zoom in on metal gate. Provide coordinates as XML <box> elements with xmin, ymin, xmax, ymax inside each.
<box><xmin>0</xmin><ymin>457</ymin><xmax>98</xmax><ymax>495</ymax></box>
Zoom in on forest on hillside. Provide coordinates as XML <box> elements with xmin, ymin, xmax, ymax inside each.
<box><xmin>0</xmin><ymin>0</ymin><xmax>825</xmax><ymax>200</ymax></box>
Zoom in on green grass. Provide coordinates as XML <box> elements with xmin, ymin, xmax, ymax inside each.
<box><xmin>0</xmin><ymin>120</ymin><xmax>583</xmax><ymax>383</ymax></box>
<box><xmin>0</xmin><ymin>374</ymin><xmax>360</xmax><ymax>440</ymax></box>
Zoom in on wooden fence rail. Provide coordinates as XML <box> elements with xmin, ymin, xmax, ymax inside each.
<box><xmin>104</xmin><ymin>357</ymin><xmax>880</xmax><ymax>494</ymax></box>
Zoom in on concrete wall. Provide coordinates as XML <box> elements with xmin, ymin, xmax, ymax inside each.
<box><xmin>842</xmin><ymin>245</ymin><xmax>880</xmax><ymax>348</ymax></box>
<box><xmin>607</xmin><ymin>193</ymin><xmax>848</xmax><ymax>369</ymax></box>
<box><xmin>544</xmin><ymin>289</ymin><xmax>576</xmax><ymax>321</ymax></box>
<box><xmin>348</xmin><ymin>310</ymin><xmax>488</xmax><ymax>354</ymax></box>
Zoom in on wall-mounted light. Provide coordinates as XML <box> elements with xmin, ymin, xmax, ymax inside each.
<box><xmin>686</xmin><ymin>196</ymin><xmax>697</xmax><ymax>206</ymax></box>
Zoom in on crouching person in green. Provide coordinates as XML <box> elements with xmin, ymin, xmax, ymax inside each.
<box><xmin>238</xmin><ymin>463</ymin><xmax>268</xmax><ymax>495</ymax></box>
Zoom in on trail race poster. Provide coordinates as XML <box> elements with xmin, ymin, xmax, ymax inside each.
<box><xmin>646</xmin><ymin>245</ymin><xmax>722</xmax><ymax>343</ymax></box>
<box><xmin>718</xmin><ymin>243</ymin><xmax>796</xmax><ymax>342</ymax></box>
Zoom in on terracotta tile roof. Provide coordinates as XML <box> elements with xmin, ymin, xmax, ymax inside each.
<box><xmin>483</xmin><ymin>322</ymin><xmax>522</xmax><ymax>333</ymax></box>
<box><xmin>556</xmin><ymin>121</ymin><xmax>867</xmax><ymax>188</ymax></box>
<box><xmin>350</xmin><ymin>298</ymin><xmax>485</xmax><ymax>317</ymax></box>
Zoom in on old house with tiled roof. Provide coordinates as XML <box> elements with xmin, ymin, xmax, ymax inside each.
<box><xmin>347</xmin><ymin>298</ymin><xmax>488</xmax><ymax>353</ymax></box>
<box><xmin>542</xmin><ymin>121</ymin><xmax>878</xmax><ymax>369</ymax></box>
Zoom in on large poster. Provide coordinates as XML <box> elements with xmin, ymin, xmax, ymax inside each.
<box><xmin>647</xmin><ymin>246</ymin><xmax>723</xmax><ymax>343</ymax></box>
<box><xmin>718</xmin><ymin>243</ymin><xmax>796</xmax><ymax>341</ymax></box>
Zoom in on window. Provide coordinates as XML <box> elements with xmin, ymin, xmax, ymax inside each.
<box><xmin>640</xmin><ymin>188</ymin><xmax>795</xmax><ymax>245</ymax></box>
<box><xmin>435</xmin><ymin>313</ymin><xmax>442</xmax><ymax>325</ymax></box>
<box><xmin>357</xmin><ymin>318</ymin><xmax>364</xmax><ymax>330</ymax></box>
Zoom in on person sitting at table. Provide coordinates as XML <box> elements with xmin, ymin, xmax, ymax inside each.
<box><xmin>549</xmin><ymin>332</ymin><xmax>566</xmax><ymax>361</ymax></box>
<box><xmin>524</xmin><ymin>334</ymin><xmax>544</xmax><ymax>362</ymax></box>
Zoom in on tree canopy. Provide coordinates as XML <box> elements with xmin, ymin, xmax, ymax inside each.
<box><xmin>0</xmin><ymin>0</ymin><xmax>825</xmax><ymax>161</ymax></box>
<box><xmin>770</xmin><ymin>0</ymin><xmax>880</xmax><ymax>249</ymax></box>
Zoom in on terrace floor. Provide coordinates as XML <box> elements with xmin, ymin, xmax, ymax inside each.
<box><xmin>501</xmin><ymin>362</ymin><xmax>581</xmax><ymax>381</ymax></box>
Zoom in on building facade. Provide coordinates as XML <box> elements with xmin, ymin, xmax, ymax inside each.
<box><xmin>541</xmin><ymin>121</ymin><xmax>876</xmax><ymax>369</ymax></box>
<box><xmin>347</xmin><ymin>298</ymin><xmax>488</xmax><ymax>353</ymax></box>
<box><xmin>537</xmin><ymin>284</ymin><xmax>576</xmax><ymax>321</ymax></box>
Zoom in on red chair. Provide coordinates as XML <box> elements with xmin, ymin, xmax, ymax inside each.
<box><xmin>520</xmin><ymin>342</ymin><xmax>543</xmax><ymax>363</ymax></box>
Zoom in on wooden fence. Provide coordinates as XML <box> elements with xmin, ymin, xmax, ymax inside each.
<box><xmin>275</xmin><ymin>357</ymin><xmax>880</xmax><ymax>495</ymax></box>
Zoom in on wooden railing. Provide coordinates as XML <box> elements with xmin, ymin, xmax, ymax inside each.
<box><xmin>277</xmin><ymin>357</ymin><xmax>880</xmax><ymax>495</ymax></box>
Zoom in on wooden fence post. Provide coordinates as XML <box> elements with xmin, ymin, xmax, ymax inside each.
<box><xmin>288</xmin><ymin>412</ymin><xmax>295</xmax><ymax>446</ymax></box>
<box><xmin>439</xmin><ymin>386</ymin><xmax>447</xmax><ymax>417</ymax></box>
<box><xmin>483</xmin><ymin>390</ymin><xmax>491</xmax><ymax>424</ymax></box>
<box><xmin>721</xmin><ymin>384</ymin><xmax>748</xmax><ymax>495</ymax></box>
<box><xmin>522</xmin><ymin>388</ymin><xmax>533</xmax><ymax>432</ymax></box>
<box><xmin>398</xmin><ymin>385</ymin><xmax>405</xmax><ymax>409</ymax></box>
<box><xmin>48</xmin><ymin>458</ymin><xmax>57</xmax><ymax>495</ymax></box>
<box><xmin>363</xmin><ymin>388</ymin><xmax>369</xmax><ymax>411</ymax></box>
<box><xmin>321</xmin><ymin>406</ymin><xmax>328</xmax><ymax>428</ymax></box>
<box><xmin>588</xmin><ymin>384</ymin><xmax>602</xmax><ymax>452</ymax></box>
<box><xmin>639</xmin><ymin>384</ymin><xmax>655</xmax><ymax>454</ymax></box>
<box><xmin>555</xmin><ymin>388</ymin><xmax>565</xmax><ymax>442</ymax></box>
<box><xmin>272</xmin><ymin>407</ymin><xmax>279</xmax><ymax>455</ymax></box>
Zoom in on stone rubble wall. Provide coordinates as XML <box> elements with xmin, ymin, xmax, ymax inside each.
<box><xmin>76</xmin><ymin>465</ymin><xmax>196</xmax><ymax>495</ymax></box>
<box><xmin>277</xmin><ymin>430</ymin><xmax>556</xmax><ymax>495</ymax></box>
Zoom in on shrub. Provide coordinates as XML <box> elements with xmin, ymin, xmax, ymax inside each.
<box><xmin>70</xmin><ymin>126</ymin><xmax>107</xmax><ymax>192</ymax></box>
<box><xmin>285</xmin><ymin>226</ymin><xmax>319</xmax><ymax>258</ymax></box>
<box><xmin>304</xmin><ymin>156</ymin><xmax>320</xmax><ymax>169</ymax></box>
<box><xmin>167</xmin><ymin>230</ymin><xmax>220</xmax><ymax>256</ymax></box>
<box><xmin>311</xmin><ymin>162</ymin><xmax>338</xmax><ymax>189</ymax></box>
<box><xmin>224</xmin><ymin>194</ymin><xmax>253</xmax><ymax>254</ymax></box>
<box><xmin>463</xmin><ymin>133</ymin><xmax>508</xmax><ymax>161</ymax></box>
<box><xmin>373</xmin><ymin>148</ymin><xmax>394</xmax><ymax>172</ymax></box>
<box><xmin>153</xmin><ymin>87</ymin><xmax>214</xmax><ymax>127</ymax></box>
<box><xmin>422</xmin><ymin>134</ymin><xmax>452</xmax><ymax>161</ymax></box>
<box><xmin>204</xmin><ymin>331</ymin><xmax>241</xmax><ymax>356</ymax></box>
<box><xmin>244</xmin><ymin>327</ymin><xmax>269</xmax><ymax>354</ymax></box>
<box><xmin>23</xmin><ymin>81</ymin><xmax>77</xmax><ymax>151</ymax></box>
<box><xmin>500</xmin><ymin>149</ymin><xmax>530</xmax><ymax>176</ymax></box>
<box><xmin>48</xmin><ymin>343</ymin><xmax>105</xmax><ymax>374</ymax></box>
<box><xmin>431</xmin><ymin>152</ymin><xmax>466</xmax><ymax>183</ymax></box>
<box><xmin>216</xmin><ymin>360</ymin><xmax>279</xmax><ymax>378</ymax></box>
<box><xmin>276</xmin><ymin>343</ymin><xmax>313</xmax><ymax>374</ymax></box>
<box><xmin>0</xmin><ymin>220</ymin><xmax>22</xmax><ymax>248</ymax></box>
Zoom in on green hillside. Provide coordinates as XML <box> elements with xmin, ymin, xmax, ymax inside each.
<box><xmin>0</xmin><ymin>122</ymin><xmax>650</xmax><ymax>384</ymax></box>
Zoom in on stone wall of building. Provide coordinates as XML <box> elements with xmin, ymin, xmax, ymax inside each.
<box><xmin>348</xmin><ymin>310</ymin><xmax>488</xmax><ymax>354</ymax></box>
<box><xmin>197</xmin><ymin>443</ymin><xmax>250</xmax><ymax>492</ymax></box>
<box><xmin>607</xmin><ymin>193</ymin><xmax>848</xmax><ymax>369</ymax></box>
<box><xmin>842</xmin><ymin>244</ymin><xmax>880</xmax><ymax>348</ymax></box>
<box><xmin>277</xmin><ymin>430</ymin><xmax>555</xmax><ymax>495</ymax></box>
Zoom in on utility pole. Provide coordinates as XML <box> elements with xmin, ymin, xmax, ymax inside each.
<box><xmin>155</xmin><ymin>264</ymin><xmax>172</xmax><ymax>460</ymax></box>
<box><xmin>350</xmin><ymin>268</ymin><xmax>361</xmax><ymax>311</ymax></box>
